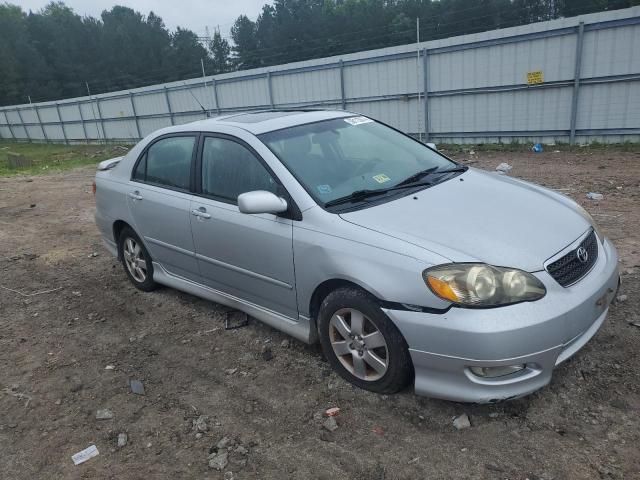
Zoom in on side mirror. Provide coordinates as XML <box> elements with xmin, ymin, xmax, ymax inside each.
<box><xmin>238</xmin><ymin>190</ymin><xmax>288</xmax><ymax>215</ymax></box>
<box><xmin>426</xmin><ymin>142</ymin><xmax>437</xmax><ymax>150</ymax></box>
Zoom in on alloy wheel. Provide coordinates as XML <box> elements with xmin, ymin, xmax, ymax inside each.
<box><xmin>123</xmin><ymin>237</ymin><xmax>147</xmax><ymax>283</ymax></box>
<box><xmin>328</xmin><ymin>308</ymin><xmax>389</xmax><ymax>381</ymax></box>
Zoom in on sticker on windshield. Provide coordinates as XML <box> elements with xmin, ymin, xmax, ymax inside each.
<box><xmin>344</xmin><ymin>116</ymin><xmax>373</xmax><ymax>126</ymax></box>
<box><xmin>372</xmin><ymin>173</ymin><xmax>391</xmax><ymax>184</ymax></box>
<box><xmin>317</xmin><ymin>184</ymin><xmax>332</xmax><ymax>194</ymax></box>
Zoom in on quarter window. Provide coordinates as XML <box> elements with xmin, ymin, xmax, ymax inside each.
<box><xmin>133</xmin><ymin>136</ymin><xmax>195</xmax><ymax>190</ymax></box>
<box><xmin>201</xmin><ymin>137</ymin><xmax>278</xmax><ymax>202</ymax></box>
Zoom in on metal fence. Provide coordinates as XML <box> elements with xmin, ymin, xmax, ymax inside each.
<box><xmin>1</xmin><ymin>7</ymin><xmax>639</xmax><ymax>145</ymax></box>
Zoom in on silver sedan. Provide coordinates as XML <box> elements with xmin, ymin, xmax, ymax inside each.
<box><xmin>94</xmin><ymin>110</ymin><xmax>619</xmax><ymax>402</ymax></box>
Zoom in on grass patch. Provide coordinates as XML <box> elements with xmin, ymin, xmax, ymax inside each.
<box><xmin>0</xmin><ymin>141</ymin><xmax>130</xmax><ymax>176</ymax></box>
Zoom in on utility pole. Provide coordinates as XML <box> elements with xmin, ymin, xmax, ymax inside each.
<box><xmin>416</xmin><ymin>17</ymin><xmax>422</xmax><ymax>142</ymax></box>
<box><xmin>86</xmin><ymin>82</ymin><xmax>103</xmax><ymax>143</ymax></box>
<box><xmin>201</xmin><ymin>58</ymin><xmax>213</xmax><ymax>117</ymax></box>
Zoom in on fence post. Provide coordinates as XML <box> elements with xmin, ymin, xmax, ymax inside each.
<box><xmin>16</xmin><ymin>108</ymin><xmax>31</xmax><ymax>142</ymax></box>
<box><xmin>78</xmin><ymin>103</ymin><xmax>88</xmax><ymax>143</ymax></box>
<box><xmin>164</xmin><ymin>87</ymin><xmax>175</xmax><ymax>125</ymax></box>
<box><xmin>95</xmin><ymin>97</ymin><xmax>106</xmax><ymax>143</ymax></box>
<box><xmin>267</xmin><ymin>71</ymin><xmax>275</xmax><ymax>109</ymax></box>
<box><xmin>55</xmin><ymin>103</ymin><xmax>68</xmax><ymax>144</ymax></box>
<box><xmin>339</xmin><ymin>59</ymin><xmax>347</xmax><ymax>110</ymax></box>
<box><xmin>3</xmin><ymin>111</ymin><xmax>16</xmax><ymax>140</ymax></box>
<box><xmin>33</xmin><ymin>104</ymin><xmax>48</xmax><ymax>143</ymax></box>
<box><xmin>212</xmin><ymin>78</ymin><xmax>220</xmax><ymax>115</ymax></box>
<box><xmin>422</xmin><ymin>48</ymin><xmax>430</xmax><ymax>142</ymax></box>
<box><xmin>130</xmin><ymin>92</ymin><xmax>142</xmax><ymax>140</ymax></box>
<box><xmin>569</xmin><ymin>22</ymin><xmax>585</xmax><ymax>146</ymax></box>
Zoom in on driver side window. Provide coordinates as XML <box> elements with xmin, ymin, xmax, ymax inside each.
<box><xmin>201</xmin><ymin>137</ymin><xmax>278</xmax><ymax>203</ymax></box>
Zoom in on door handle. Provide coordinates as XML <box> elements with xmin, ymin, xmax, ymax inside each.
<box><xmin>128</xmin><ymin>191</ymin><xmax>143</xmax><ymax>201</ymax></box>
<box><xmin>191</xmin><ymin>208</ymin><xmax>211</xmax><ymax>219</ymax></box>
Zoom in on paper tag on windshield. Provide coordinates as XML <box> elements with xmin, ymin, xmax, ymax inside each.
<box><xmin>372</xmin><ymin>174</ymin><xmax>391</xmax><ymax>184</ymax></box>
<box><xmin>344</xmin><ymin>116</ymin><xmax>373</xmax><ymax>126</ymax></box>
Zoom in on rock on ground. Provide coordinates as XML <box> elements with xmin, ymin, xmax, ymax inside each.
<box><xmin>453</xmin><ymin>413</ymin><xmax>471</xmax><ymax>430</ymax></box>
<box><xmin>208</xmin><ymin>452</ymin><xmax>228</xmax><ymax>471</ymax></box>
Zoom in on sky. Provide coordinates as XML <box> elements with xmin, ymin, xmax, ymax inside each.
<box><xmin>12</xmin><ymin>0</ymin><xmax>269</xmax><ymax>39</ymax></box>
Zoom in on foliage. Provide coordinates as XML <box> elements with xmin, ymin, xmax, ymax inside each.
<box><xmin>0</xmin><ymin>0</ymin><xmax>636</xmax><ymax>106</ymax></box>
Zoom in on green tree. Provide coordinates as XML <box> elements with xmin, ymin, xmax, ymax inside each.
<box><xmin>209</xmin><ymin>30</ymin><xmax>231</xmax><ymax>74</ymax></box>
<box><xmin>231</xmin><ymin>15</ymin><xmax>259</xmax><ymax>68</ymax></box>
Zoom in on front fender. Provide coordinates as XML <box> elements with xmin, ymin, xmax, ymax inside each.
<box><xmin>293</xmin><ymin>209</ymin><xmax>451</xmax><ymax>317</ymax></box>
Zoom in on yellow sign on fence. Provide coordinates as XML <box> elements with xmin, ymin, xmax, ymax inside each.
<box><xmin>527</xmin><ymin>70</ymin><xmax>544</xmax><ymax>85</ymax></box>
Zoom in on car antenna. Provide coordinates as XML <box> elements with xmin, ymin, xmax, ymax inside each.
<box><xmin>183</xmin><ymin>82</ymin><xmax>210</xmax><ymax>118</ymax></box>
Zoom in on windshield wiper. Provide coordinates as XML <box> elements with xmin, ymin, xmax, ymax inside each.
<box><xmin>324</xmin><ymin>166</ymin><xmax>468</xmax><ymax>208</ymax></box>
<box><xmin>324</xmin><ymin>189</ymin><xmax>390</xmax><ymax>207</ymax></box>
<box><xmin>324</xmin><ymin>180</ymin><xmax>437</xmax><ymax>208</ymax></box>
<box><xmin>395</xmin><ymin>165</ymin><xmax>468</xmax><ymax>187</ymax></box>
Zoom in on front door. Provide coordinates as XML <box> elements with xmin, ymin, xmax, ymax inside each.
<box><xmin>127</xmin><ymin>134</ymin><xmax>200</xmax><ymax>281</ymax></box>
<box><xmin>190</xmin><ymin>135</ymin><xmax>298</xmax><ymax>320</ymax></box>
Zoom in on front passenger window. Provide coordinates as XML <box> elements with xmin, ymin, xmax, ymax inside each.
<box><xmin>201</xmin><ymin>137</ymin><xmax>278</xmax><ymax>202</ymax></box>
<box><xmin>133</xmin><ymin>136</ymin><xmax>195</xmax><ymax>190</ymax></box>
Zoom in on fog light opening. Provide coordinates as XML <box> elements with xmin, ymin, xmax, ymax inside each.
<box><xmin>469</xmin><ymin>364</ymin><xmax>526</xmax><ymax>378</ymax></box>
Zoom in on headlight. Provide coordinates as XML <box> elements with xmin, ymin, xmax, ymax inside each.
<box><xmin>423</xmin><ymin>263</ymin><xmax>546</xmax><ymax>308</ymax></box>
<box><xmin>574</xmin><ymin>203</ymin><xmax>604</xmax><ymax>243</ymax></box>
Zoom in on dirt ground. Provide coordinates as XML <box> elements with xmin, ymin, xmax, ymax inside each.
<box><xmin>1</xmin><ymin>146</ymin><xmax>639</xmax><ymax>480</ymax></box>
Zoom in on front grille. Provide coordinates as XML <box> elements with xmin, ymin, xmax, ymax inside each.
<box><xmin>547</xmin><ymin>230</ymin><xmax>598</xmax><ymax>287</ymax></box>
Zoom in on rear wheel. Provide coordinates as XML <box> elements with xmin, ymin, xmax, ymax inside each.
<box><xmin>318</xmin><ymin>287</ymin><xmax>412</xmax><ymax>394</ymax></box>
<box><xmin>118</xmin><ymin>227</ymin><xmax>157</xmax><ymax>292</ymax></box>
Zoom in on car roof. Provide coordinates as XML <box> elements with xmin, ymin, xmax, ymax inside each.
<box><xmin>188</xmin><ymin>109</ymin><xmax>354</xmax><ymax>135</ymax></box>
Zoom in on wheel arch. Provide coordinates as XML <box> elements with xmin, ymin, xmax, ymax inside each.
<box><xmin>112</xmin><ymin>220</ymin><xmax>137</xmax><ymax>260</ymax></box>
<box><xmin>308</xmin><ymin>278</ymin><xmax>380</xmax><ymax>343</ymax></box>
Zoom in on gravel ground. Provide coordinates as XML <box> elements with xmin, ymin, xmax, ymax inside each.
<box><xmin>1</xmin><ymin>146</ymin><xmax>639</xmax><ymax>479</ymax></box>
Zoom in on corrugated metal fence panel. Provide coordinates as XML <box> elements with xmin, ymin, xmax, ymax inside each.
<box><xmin>0</xmin><ymin>7</ymin><xmax>638</xmax><ymax>144</ymax></box>
<box><xmin>64</xmin><ymin>122</ymin><xmax>85</xmax><ymax>141</ymax></box>
<box><xmin>38</xmin><ymin>106</ymin><xmax>59</xmax><ymax>123</ymax></box>
<box><xmin>58</xmin><ymin>104</ymin><xmax>82</xmax><ymax>122</ymax></box>
<box><xmin>272</xmin><ymin>68</ymin><xmax>341</xmax><ymax>105</ymax></box>
<box><xmin>345</xmin><ymin>57</ymin><xmax>420</xmax><ymax>98</ymax></box>
<box><xmin>79</xmin><ymin>102</ymin><xmax>98</xmax><ymax>122</ymax></box>
<box><xmin>134</xmin><ymin>92</ymin><xmax>170</xmax><ymax>117</ymax></box>
<box><xmin>577</xmin><ymin>81</ymin><xmax>640</xmax><ymax>130</ymax></box>
<box><xmin>582</xmin><ymin>25</ymin><xmax>640</xmax><ymax>78</ymax></box>
<box><xmin>43</xmin><ymin>124</ymin><xmax>64</xmax><ymax>140</ymax></box>
<box><xmin>169</xmin><ymin>85</ymin><xmax>215</xmax><ymax>113</ymax></box>
<box><xmin>429</xmin><ymin>34</ymin><xmax>576</xmax><ymax>92</ymax></box>
<box><xmin>217</xmin><ymin>77</ymin><xmax>269</xmax><ymax>109</ymax></box>
<box><xmin>99</xmin><ymin>96</ymin><xmax>134</xmax><ymax>119</ymax></box>
<box><xmin>139</xmin><ymin>117</ymin><xmax>172</xmax><ymax>137</ymax></box>
<box><xmin>175</xmin><ymin>113</ymin><xmax>206</xmax><ymax>125</ymax></box>
<box><xmin>350</xmin><ymin>98</ymin><xmax>420</xmax><ymax>133</ymax></box>
<box><xmin>430</xmin><ymin>87</ymin><xmax>573</xmax><ymax>134</ymax></box>
<box><xmin>103</xmin><ymin>119</ymin><xmax>137</xmax><ymax>139</ymax></box>
<box><xmin>20</xmin><ymin>108</ymin><xmax>38</xmax><ymax>124</ymax></box>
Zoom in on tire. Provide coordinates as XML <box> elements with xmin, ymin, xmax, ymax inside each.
<box><xmin>318</xmin><ymin>287</ymin><xmax>412</xmax><ymax>394</ymax></box>
<box><xmin>118</xmin><ymin>227</ymin><xmax>157</xmax><ymax>292</ymax></box>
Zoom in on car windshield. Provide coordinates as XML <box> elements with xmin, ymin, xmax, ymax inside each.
<box><xmin>258</xmin><ymin>116</ymin><xmax>456</xmax><ymax>207</ymax></box>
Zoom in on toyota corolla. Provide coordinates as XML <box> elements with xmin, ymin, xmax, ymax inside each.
<box><xmin>94</xmin><ymin>110</ymin><xmax>619</xmax><ymax>402</ymax></box>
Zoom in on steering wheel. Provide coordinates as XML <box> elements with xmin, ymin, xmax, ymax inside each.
<box><xmin>353</xmin><ymin>157</ymin><xmax>383</xmax><ymax>177</ymax></box>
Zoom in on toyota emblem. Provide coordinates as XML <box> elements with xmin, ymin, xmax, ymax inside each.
<box><xmin>576</xmin><ymin>246</ymin><xmax>589</xmax><ymax>263</ymax></box>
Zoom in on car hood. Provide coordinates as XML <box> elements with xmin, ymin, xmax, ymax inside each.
<box><xmin>339</xmin><ymin>168</ymin><xmax>591</xmax><ymax>272</ymax></box>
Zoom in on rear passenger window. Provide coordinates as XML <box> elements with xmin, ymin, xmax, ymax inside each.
<box><xmin>133</xmin><ymin>136</ymin><xmax>195</xmax><ymax>190</ymax></box>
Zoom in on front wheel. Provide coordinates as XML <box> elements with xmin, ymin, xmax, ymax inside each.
<box><xmin>118</xmin><ymin>227</ymin><xmax>157</xmax><ymax>292</ymax></box>
<box><xmin>318</xmin><ymin>287</ymin><xmax>412</xmax><ymax>394</ymax></box>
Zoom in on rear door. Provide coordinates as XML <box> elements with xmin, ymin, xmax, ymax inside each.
<box><xmin>127</xmin><ymin>133</ymin><xmax>200</xmax><ymax>281</ymax></box>
<box><xmin>190</xmin><ymin>134</ymin><xmax>298</xmax><ymax>319</ymax></box>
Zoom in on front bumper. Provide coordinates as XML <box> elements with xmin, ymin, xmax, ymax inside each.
<box><xmin>385</xmin><ymin>237</ymin><xmax>619</xmax><ymax>403</ymax></box>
